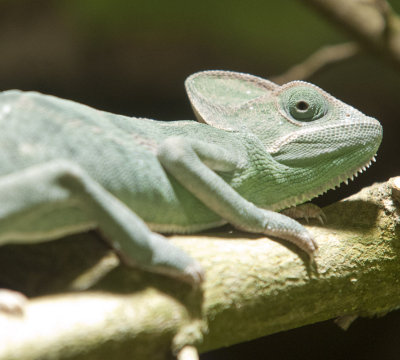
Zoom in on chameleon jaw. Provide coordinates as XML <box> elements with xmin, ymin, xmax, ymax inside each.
<box><xmin>270</xmin><ymin>154</ymin><xmax>377</xmax><ymax>211</ymax></box>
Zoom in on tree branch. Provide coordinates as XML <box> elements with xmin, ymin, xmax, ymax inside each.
<box><xmin>1</xmin><ymin>177</ymin><xmax>400</xmax><ymax>359</ymax></box>
<box><xmin>271</xmin><ymin>42</ymin><xmax>360</xmax><ymax>84</ymax></box>
<box><xmin>300</xmin><ymin>0</ymin><xmax>400</xmax><ymax>68</ymax></box>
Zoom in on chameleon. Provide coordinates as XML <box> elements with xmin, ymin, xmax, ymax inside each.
<box><xmin>0</xmin><ymin>70</ymin><xmax>382</xmax><ymax>288</ymax></box>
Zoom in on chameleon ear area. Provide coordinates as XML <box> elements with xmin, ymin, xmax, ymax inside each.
<box><xmin>185</xmin><ymin>70</ymin><xmax>278</xmax><ymax>130</ymax></box>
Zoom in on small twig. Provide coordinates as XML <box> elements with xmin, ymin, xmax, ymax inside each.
<box><xmin>300</xmin><ymin>0</ymin><xmax>400</xmax><ymax>68</ymax></box>
<box><xmin>373</xmin><ymin>0</ymin><xmax>393</xmax><ymax>40</ymax></box>
<box><xmin>271</xmin><ymin>42</ymin><xmax>360</xmax><ymax>84</ymax></box>
<box><xmin>374</xmin><ymin>0</ymin><xmax>392</xmax><ymax>20</ymax></box>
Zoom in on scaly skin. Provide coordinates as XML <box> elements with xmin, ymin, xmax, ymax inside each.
<box><xmin>0</xmin><ymin>71</ymin><xmax>382</xmax><ymax>286</ymax></box>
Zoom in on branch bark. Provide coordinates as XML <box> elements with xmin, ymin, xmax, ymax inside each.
<box><xmin>1</xmin><ymin>177</ymin><xmax>400</xmax><ymax>359</ymax></box>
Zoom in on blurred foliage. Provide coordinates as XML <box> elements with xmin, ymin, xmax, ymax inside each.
<box><xmin>58</xmin><ymin>0</ymin><xmax>345</xmax><ymax>65</ymax></box>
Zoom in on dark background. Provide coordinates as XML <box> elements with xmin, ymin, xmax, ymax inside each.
<box><xmin>1</xmin><ymin>1</ymin><xmax>400</xmax><ymax>359</ymax></box>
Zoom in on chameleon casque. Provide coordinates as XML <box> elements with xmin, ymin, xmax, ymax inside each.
<box><xmin>0</xmin><ymin>71</ymin><xmax>382</xmax><ymax>286</ymax></box>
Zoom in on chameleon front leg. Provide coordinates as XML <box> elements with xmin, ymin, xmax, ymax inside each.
<box><xmin>158</xmin><ymin>137</ymin><xmax>317</xmax><ymax>256</ymax></box>
<box><xmin>0</xmin><ymin>160</ymin><xmax>204</xmax><ymax>286</ymax></box>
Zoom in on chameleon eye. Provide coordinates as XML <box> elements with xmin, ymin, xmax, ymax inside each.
<box><xmin>295</xmin><ymin>101</ymin><xmax>309</xmax><ymax>111</ymax></box>
<box><xmin>280</xmin><ymin>85</ymin><xmax>329</xmax><ymax>122</ymax></box>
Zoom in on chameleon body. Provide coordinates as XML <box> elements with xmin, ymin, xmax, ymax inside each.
<box><xmin>0</xmin><ymin>71</ymin><xmax>382</xmax><ymax>284</ymax></box>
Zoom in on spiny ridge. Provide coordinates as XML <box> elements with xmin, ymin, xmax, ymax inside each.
<box><xmin>273</xmin><ymin>154</ymin><xmax>378</xmax><ymax>211</ymax></box>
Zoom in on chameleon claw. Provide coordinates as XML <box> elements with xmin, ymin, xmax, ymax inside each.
<box><xmin>304</xmin><ymin>234</ymin><xmax>319</xmax><ymax>263</ymax></box>
<box><xmin>283</xmin><ymin>228</ymin><xmax>318</xmax><ymax>257</ymax></box>
<box><xmin>282</xmin><ymin>203</ymin><xmax>326</xmax><ymax>225</ymax></box>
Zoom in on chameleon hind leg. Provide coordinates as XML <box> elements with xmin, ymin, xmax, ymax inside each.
<box><xmin>0</xmin><ymin>160</ymin><xmax>203</xmax><ymax>313</ymax></box>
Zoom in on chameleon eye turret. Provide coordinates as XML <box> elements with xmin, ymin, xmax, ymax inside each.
<box><xmin>277</xmin><ymin>84</ymin><xmax>329</xmax><ymax>122</ymax></box>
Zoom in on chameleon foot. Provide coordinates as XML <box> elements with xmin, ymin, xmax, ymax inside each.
<box><xmin>137</xmin><ymin>233</ymin><xmax>206</xmax><ymax>286</ymax></box>
<box><xmin>279</xmin><ymin>228</ymin><xmax>319</xmax><ymax>259</ymax></box>
<box><xmin>258</xmin><ymin>209</ymin><xmax>318</xmax><ymax>258</ymax></box>
<box><xmin>148</xmin><ymin>261</ymin><xmax>205</xmax><ymax>287</ymax></box>
<box><xmin>0</xmin><ymin>289</ymin><xmax>27</xmax><ymax>315</ymax></box>
<box><xmin>183</xmin><ymin>263</ymin><xmax>205</xmax><ymax>285</ymax></box>
<box><xmin>281</xmin><ymin>203</ymin><xmax>326</xmax><ymax>224</ymax></box>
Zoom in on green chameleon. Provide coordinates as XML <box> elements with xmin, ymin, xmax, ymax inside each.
<box><xmin>0</xmin><ymin>70</ymin><xmax>382</xmax><ymax>286</ymax></box>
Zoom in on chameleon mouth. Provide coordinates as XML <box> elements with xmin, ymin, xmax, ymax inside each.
<box><xmin>272</xmin><ymin>154</ymin><xmax>377</xmax><ymax>211</ymax></box>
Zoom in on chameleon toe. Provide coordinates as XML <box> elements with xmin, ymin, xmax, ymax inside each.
<box><xmin>184</xmin><ymin>262</ymin><xmax>206</xmax><ymax>285</ymax></box>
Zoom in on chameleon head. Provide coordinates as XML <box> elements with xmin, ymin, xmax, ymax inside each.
<box><xmin>185</xmin><ymin>71</ymin><xmax>383</xmax><ymax>205</ymax></box>
<box><xmin>267</xmin><ymin>81</ymin><xmax>382</xmax><ymax>189</ymax></box>
<box><xmin>249</xmin><ymin>81</ymin><xmax>382</xmax><ymax>208</ymax></box>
